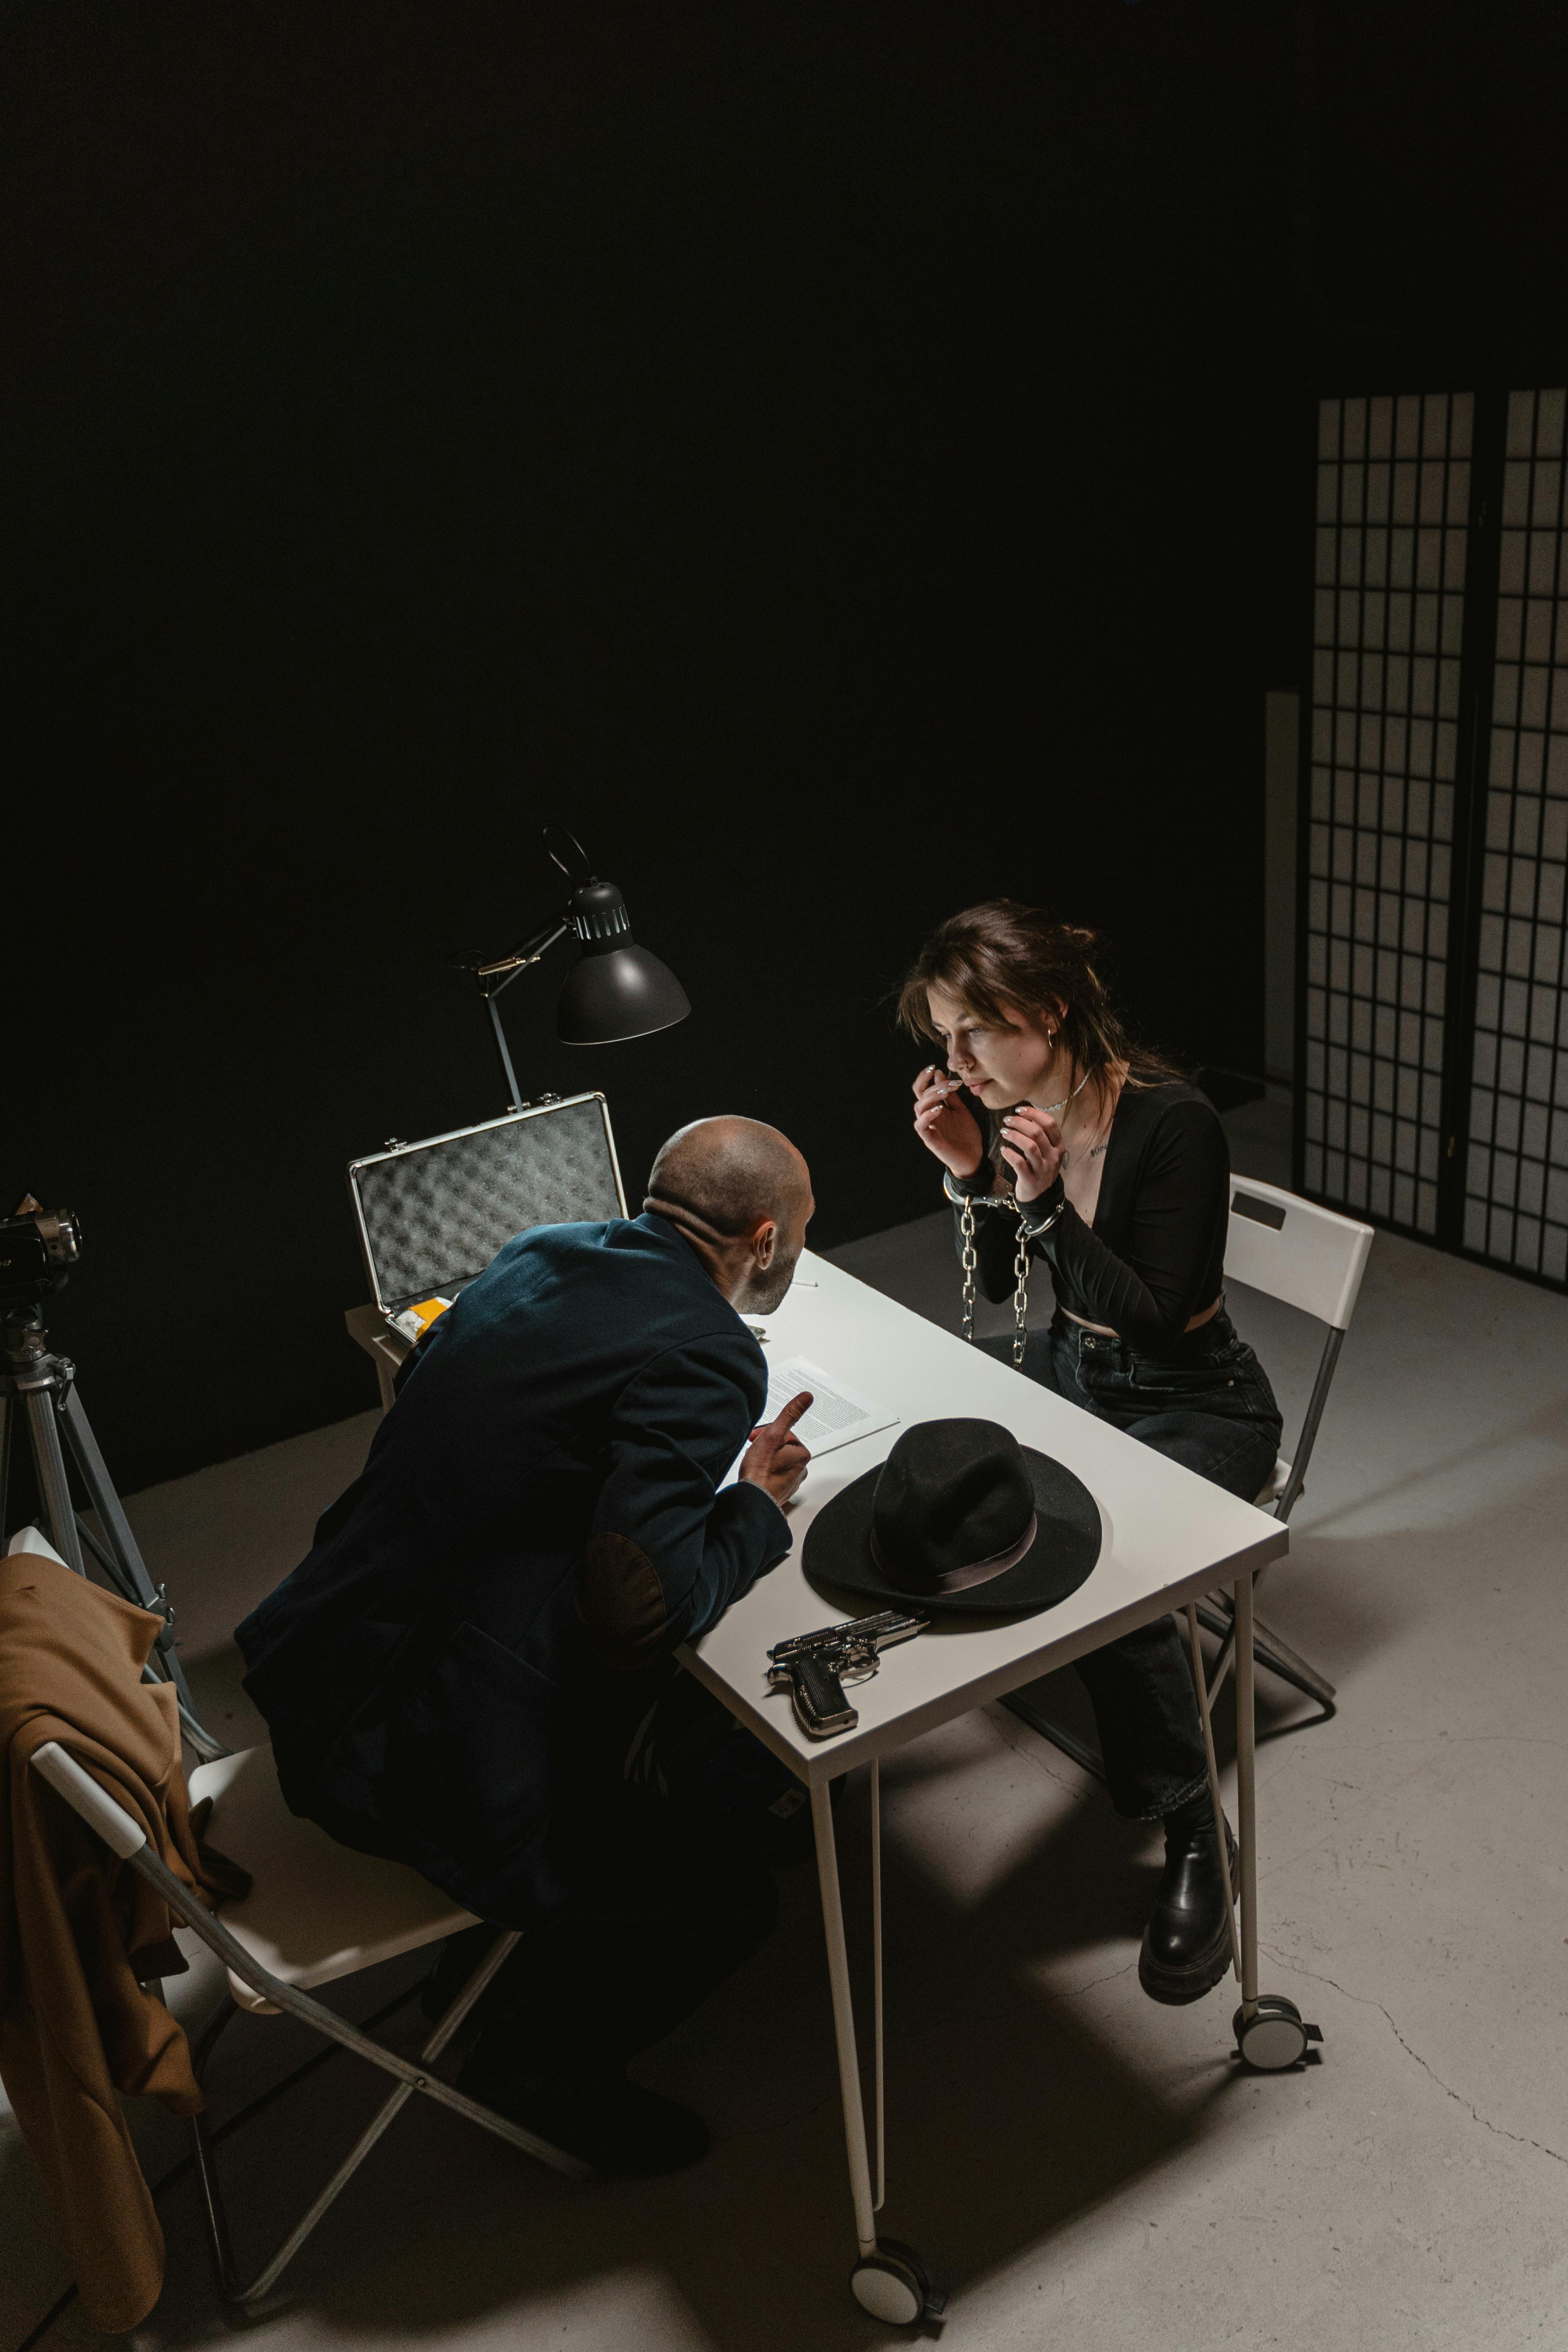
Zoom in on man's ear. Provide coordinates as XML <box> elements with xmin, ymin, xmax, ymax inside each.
<box><xmin>752</xmin><ymin>1216</ymin><xmax>778</xmax><ymax>1268</ymax></box>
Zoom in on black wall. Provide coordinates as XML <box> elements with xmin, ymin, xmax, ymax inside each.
<box><xmin>4</xmin><ymin>3</ymin><xmax>1560</xmax><ymax>1493</ymax></box>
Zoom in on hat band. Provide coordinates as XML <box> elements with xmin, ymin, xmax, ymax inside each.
<box><xmin>870</xmin><ymin>1510</ymin><xmax>1039</xmax><ymax>1596</ymax></box>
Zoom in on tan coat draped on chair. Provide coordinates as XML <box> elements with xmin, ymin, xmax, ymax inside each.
<box><xmin>0</xmin><ymin>1544</ymin><xmax>247</xmax><ymax>2332</ymax></box>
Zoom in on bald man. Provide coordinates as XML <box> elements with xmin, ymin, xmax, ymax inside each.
<box><xmin>237</xmin><ymin>1117</ymin><xmax>815</xmax><ymax>2178</ymax></box>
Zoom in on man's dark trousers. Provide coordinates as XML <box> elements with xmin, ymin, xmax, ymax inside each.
<box><xmin>462</xmin><ymin>1666</ymin><xmax>781</xmax><ymax>2088</ymax></box>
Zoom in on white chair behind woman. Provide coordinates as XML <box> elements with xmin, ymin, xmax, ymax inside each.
<box><xmin>1008</xmin><ymin>1172</ymin><xmax>1373</xmax><ymax>1770</ymax></box>
<box><xmin>1195</xmin><ymin>1175</ymin><xmax>1374</xmax><ymax>1712</ymax></box>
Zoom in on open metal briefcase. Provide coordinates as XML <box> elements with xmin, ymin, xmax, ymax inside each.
<box><xmin>347</xmin><ymin>1092</ymin><xmax>628</xmax><ymax>1350</ymax></box>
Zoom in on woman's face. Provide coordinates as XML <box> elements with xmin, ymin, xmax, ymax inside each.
<box><xmin>926</xmin><ymin>985</ymin><xmax>1059</xmax><ymax>1109</ymax></box>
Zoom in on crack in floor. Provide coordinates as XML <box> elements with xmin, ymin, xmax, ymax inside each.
<box><xmin>1344</xmin><ymin>1734</ymin><xmax>1568</xmax><ymax>1751</ymax></box>
<box><xmin>1060</xmin><ymin>1955</ymin><xmax>1138</xmax><ymax>1998</ymax></box>
<box><xmin>1259</xmin><ymin>1942</ymin><xmax>1568</xmax><ymax>2169</ymax></box>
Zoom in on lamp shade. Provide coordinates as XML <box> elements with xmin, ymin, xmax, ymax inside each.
<box><xmin>555</xmin><ymin>941</ymin><xmax>690</xmax><ymax>1044</ymax></box>
<box><xmin>554</xmin><ymin>879</ymin><xmax>690</xmax><ymax>1043</ymax></box>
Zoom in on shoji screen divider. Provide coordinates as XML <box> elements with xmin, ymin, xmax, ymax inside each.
<box><xmin>1300</xmin><ymin>391</ymin><xmax>1474</xmax><ymax>1237</ymax></box>
<box><xmin>1460</xmin><ymin>391</ymin><xmax>1568</xmax><ymax>1282</ymax></box>
<box><xmin>1297</xmin><ymin>387</ymin><xmax>1568</xmax><ymax>1293</ymax></box>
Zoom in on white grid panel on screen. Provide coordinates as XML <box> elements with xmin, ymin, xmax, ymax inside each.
<box><xmin>1464</xmin><ymin>389</ymin><xmax>1568</xmax><ymax>1282</ymax></box>
<box><xmin>1303</xmin><ymin>391</ymin><xmax>1471</xmax><ymax>1232</ymax></box>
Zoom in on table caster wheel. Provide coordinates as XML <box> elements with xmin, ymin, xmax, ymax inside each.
<box><xmin>1234</xmin><ymin>1994</ymin><xmax>1322</xmax><ymax>2071</ymax></box>
<box><xmin>850</xmin><ymin>2239</ymin><xmax>945</xmax><ymax>2324</ymax></box>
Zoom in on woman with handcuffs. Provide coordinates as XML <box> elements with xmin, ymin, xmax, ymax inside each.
<box><xmin>901</xmin><ymin>899</ymin><xmax>1283</xmax><ymax>2006</ymax></box>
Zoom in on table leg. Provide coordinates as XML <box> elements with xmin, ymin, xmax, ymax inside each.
<box><xmin>812</xmin><ymin>1776</ymin><xmax>941</xmax><ymax>2324</ymax></box>
<box><xmin>1227</xmin><ymin>1569</ymin><xmax>1323</xmax><ymax>2070</ymax></box>
<box><xmin>1234</xmin><ymin>1569</ymin><xmax>1259</xmax><ymax>2018</ymax></box>
<box><xmin>810</xmin><ymin>1778</ymin><xmax>878</xmax><ymax>2260</ymax></box>
<box><xmin>1184</xmin><ymin>1602</ymin><xmax>1242</xmax><ymax>1984</ymax></box>
<box><xmin>871</xmin><ymin>1758</ymin><xmax>885</xmax><ymax>2212</ymax></box>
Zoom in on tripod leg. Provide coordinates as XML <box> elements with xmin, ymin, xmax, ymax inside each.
<box><xmin>70</xmin><ymin>1514</ymin><xmax>219</xmax><ymax>1735</ymax></box>
<box><xmin>24</xmin><ymin>1391</ymin><xmax>86</xmax><ymax>1572</ymax></box>
<box><xmin>57</xmin><ymin>1383</ymin><xmax>161</xmax><ymax>1609</ymax></box>
<box><xmin>56</xmin><ymin>1384</ymin><xmax>223</xmax><ymax>1755</ymax></box>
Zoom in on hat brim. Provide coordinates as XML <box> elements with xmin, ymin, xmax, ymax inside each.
<box><xmin>801</xmin><ymin>1446</ymin><xmax>1102</xmax><ymax>1618</ymax></box>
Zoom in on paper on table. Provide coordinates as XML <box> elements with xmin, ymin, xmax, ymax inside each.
<box><xmin>761</xmin><ymin>1355</ymin><xmax>898</xmax><ymax>1457</ymax></box>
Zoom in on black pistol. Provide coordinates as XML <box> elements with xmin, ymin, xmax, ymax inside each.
<box><xmin>767</xmin><ymin>1609</ymin><xmax>928</xmax><ymax>1739</ymax></box>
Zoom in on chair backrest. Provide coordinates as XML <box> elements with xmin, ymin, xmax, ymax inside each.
<box><xmin>32</xmin><ymin>1740</ymin><xmax>149</xmax><ymax>1858</ymax></box>
<box><xmin>1225</xmin><ymin>1174</ymin><xmax>1373</xmax><ymax>1332</ymax></box>
<box><xmin>6</xmin><ymin>1524</ymin><xmax>65</xmax><ymax>1564</ymax></box>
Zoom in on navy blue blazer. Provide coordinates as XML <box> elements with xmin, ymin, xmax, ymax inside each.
<box><xmin>236</xmin><ymin>1214</ymin><xmax>789</xmax><ymax>1923</ymax></box>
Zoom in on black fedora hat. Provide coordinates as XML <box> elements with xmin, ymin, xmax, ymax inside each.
<box><xmin>802</xmin><ymin>1418</ymin><xmax>1102</xmax><ymax>1618</ymax></box>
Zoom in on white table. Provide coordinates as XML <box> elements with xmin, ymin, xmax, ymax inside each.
<box><xmin>349</xmin><ymin>1257</ymin><xmax>1304</xmax><ymax>2324</ymax></box>
<box><xmin>680</xmin><ymin>1249</ymin><xmax>1297</xmax><ymax>2324</ymax></box>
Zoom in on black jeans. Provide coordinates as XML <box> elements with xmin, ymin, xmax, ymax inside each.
<box><xmin>981</xmin><ymin>1305</ymin><xmax>1283</xmax><ymax>1821</ymax></box>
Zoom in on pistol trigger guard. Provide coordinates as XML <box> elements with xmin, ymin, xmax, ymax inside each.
<box><xmin>838</xmin><ymin>1659</ymin><xmax>877</xmax><ymax>1686</ymax></box>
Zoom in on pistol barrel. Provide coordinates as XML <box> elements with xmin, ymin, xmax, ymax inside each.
<box><xmin>768</xmin><ymin>1608</ymin><xmax>925</xmax><ymax>1665</ymax></box>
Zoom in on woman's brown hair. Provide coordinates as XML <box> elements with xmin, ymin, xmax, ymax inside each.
<box><xmin>897</xmin><ymin>900</ymin><xmax>1183</xmax><ymax>1092</ymax></box>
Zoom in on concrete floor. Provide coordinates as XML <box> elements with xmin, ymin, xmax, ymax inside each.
<box><xmin>7</xmin><ymin>1103</ymin><xmax>1568</xmax><ymax>2352</ymax></box>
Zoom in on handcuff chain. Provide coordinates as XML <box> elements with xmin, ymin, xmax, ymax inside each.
<box><xmin>955</xmin><ymin>1182</ymin><xmax>1031</xmax><ymax>1367</ymax></box>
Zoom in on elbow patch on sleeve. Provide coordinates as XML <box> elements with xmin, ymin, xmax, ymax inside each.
<box><xmin>579</xmin><ymin>1532</ymin><xmax>671</xmax><ymax>1671</ymax></box>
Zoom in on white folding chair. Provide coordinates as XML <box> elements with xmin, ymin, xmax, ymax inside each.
<box><xmin>1197</xmin><ymin>1174</ymin><xmax>1373</xmax><ymax>1714</ymax></box>
<box><xmin>16</xmin><ymin>1520</ymin><xmax>586</xmax><ymax>2311</ymax></box>
<box><xmin>1004</xmin><ymin>1172</ymin><xmax>1373</xmax><ymax>1775</ymax></box>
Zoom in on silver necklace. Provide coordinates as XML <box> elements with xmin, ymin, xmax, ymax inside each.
<box><xmin>1042</xmin><ymin>1069</ymin><xmax>1090</xmax><ymax>1117</ymax></box>
<box><xmin>1047</xmin><ymin>1067</ymin><xmax>1108</xmax><ymax>1170</ymax></box>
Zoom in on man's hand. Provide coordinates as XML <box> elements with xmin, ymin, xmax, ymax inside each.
<box><xmin>912</xmin><ymin>1064</ymin><xmax>983</xmax><ymax>1179</ymax></box>
<box><xmin>740</xmin><ymin>1389</ymin><xmax>813</xmax><ymax>1507</ymax></box>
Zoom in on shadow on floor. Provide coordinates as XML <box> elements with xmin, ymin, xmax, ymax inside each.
<box><xmin>138</xmin><ymin>1758</ymin><xmax>1231</xmax><ymax>2352</ymax></box>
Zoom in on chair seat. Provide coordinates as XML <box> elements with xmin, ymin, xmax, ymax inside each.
<box><xmin>1255</xmin><ymin>1455</ymin><xmax>1292</xmax><ymax>1508</ymax></box>
<box><xmin>186</xmin><ymin>1746</ymin><xmax>478</xmax><ymax>2012</ymax></box>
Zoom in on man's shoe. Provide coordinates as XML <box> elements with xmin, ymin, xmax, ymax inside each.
<box><xmin>421</xmin><ymin>1923</ymin><xmax>501</xmax><ymax>2024</ymax></box>
<box><xmin>1138</xmin><ymin>1810</ymin><xmax>1237</xmax><ymax>2006</ymax></box>
<box><xmin>455</xmin><ymin>2048</ymin><xmax>712</xmax><ymax>2177</ymax></box>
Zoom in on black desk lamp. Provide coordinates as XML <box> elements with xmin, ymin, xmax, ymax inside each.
<box><xmin>458</xmin><ymin>826</ymin><xmax>691</xmax><ymax>1111</ymax></box>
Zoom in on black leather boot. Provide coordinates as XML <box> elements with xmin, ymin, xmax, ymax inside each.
<box><xmin>1138</xmin><ymin>1798</ymin><xmax>1237</xmax><ymax>2006</ymax></box>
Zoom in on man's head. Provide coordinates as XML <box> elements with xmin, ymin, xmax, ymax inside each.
<box><xmin>645</xmin><ymin>1117</ymin><xmax>814</xmax><ymax>1314</ymax></box>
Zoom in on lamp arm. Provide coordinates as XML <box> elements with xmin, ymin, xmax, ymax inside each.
<box><xmin>486</xmin><ymin>994</ymin><xmax>525</xmax><ymax>1112</ymax></box>
<box><xmin>467</xmin><ymin>914</ymin><xmax>572</xmax><ymax>1113</ymax></box>
<box><xmin>475</xmin><ymin>918</ymin><xmax>570</xmax><ymax>996</ymax></box>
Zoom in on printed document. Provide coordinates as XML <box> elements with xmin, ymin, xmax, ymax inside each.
<box><xmin>761</xmin><ymin>1355</ymin><xmax>898</xmax><ymax>1457</ymax></box>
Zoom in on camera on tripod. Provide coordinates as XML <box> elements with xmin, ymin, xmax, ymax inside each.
<box><xmin>0</xmin><ymin>1196</ymin><xmax>223</xmax><ymax>1760</ymax></box>
<box><xmin>0</xmin><ymin>1199</ymin><xmax>82</xmax><ymax>1308</ymax></box>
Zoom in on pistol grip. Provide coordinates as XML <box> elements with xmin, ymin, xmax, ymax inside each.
<box><xmin>795</xmin><ymin>1652</ymin><xmax>858</xmax><ymax>1738</ymax></box>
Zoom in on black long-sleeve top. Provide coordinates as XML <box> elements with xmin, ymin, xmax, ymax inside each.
<box><xmin>949</xmin><ymin>1079</ymin><xmax>1230</xmax><ymax>1356</ymax></box>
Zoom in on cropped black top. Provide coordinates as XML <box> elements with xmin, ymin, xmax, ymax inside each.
<box><xmin>948</xmin><ymin>1079</ymin><xmax>1230</xmax><ymax>1357</ymax></box>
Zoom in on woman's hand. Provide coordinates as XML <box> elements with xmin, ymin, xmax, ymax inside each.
<box><xmin>912</xmin><ymin>1065</ymin><xmax>983</xmax><ymax>1180</ymax></box>
<box><xmin>997</xmin><ymin>1103</ymin><xmax>1065</xmax><ymax>1203</ymax></box>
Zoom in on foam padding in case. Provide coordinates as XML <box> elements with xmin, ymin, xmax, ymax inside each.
<box><xmin>352</xmin><ymin>1098</ymin><xmax>624</xmax><ymax>1311</ymax></box>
